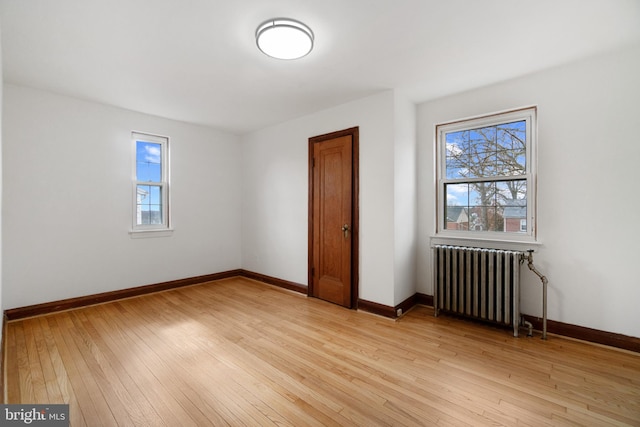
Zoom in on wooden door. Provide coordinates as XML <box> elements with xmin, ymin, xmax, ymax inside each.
<box><xmin>309</xmin><ymin>128</ymin><xmax>359</xmax><ymax>308</ymax></box>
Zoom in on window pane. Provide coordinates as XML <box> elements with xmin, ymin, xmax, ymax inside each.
<box><xmin>445</xmin><ymin>184</ymin><xmax>469</xmax><ymax>230</ymax></box>
<box><xmin>445</xmin><ymin>131</ymin><xmax>469</xmax><ymax>179</ymax></box>
<box><xmin>136</xmin><ymin>141</ymin><xmax>162</xmax><ymax>182</ymax></box>
<box><xmin>496</xmin><ymin>180</ymin><xmax>527</xmax><ymax>204</ymax></box>
<box><xmin>496</xmin><ymin>121</ymin><xmax>526</xmax><ymax>176</ymax></box>
<box><xmin>499</xmin><ymin>180</ymin><xmax>527</xmax><ymax>232</ymax></box>
<box><xmin>444</xmin><ymin>180</ymin><xmax>529</xmax><ymax>233</ymax></box>
<box><xmin>445</xmin><ymin>120</ymin><xmax>527</xmax><ymax>180</ymax></box>
<box><xmin>468</xmin><ymin>206</ymin><xmax>498</xmax><ymax>231</ymax></box>
<box><xmin>136</xmin><ymin>184</ymin><xmax>163</xmax><ymax>225</ymax></box>
<box><xmin>469</xmin><ymin>182</ymin><xmax>497</xmax><ymax>231</ymax></box>
<box><xmin>445</xmin><ymin>181</ymin><xmax>527</xmax><ymax>233</ymax></box>
<box><xmin>468</xmin><ymin>126</ymin><xmax>497</xmax><ymax>178</ymax></box>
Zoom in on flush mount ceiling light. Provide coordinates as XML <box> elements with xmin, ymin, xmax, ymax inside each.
<box><xmin>256</xmin><ymin>18</ymin><xmax>314</xmax><ymax>60</ymax></box>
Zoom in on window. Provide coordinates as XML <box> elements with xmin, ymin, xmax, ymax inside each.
<box><xmin>436</xmin><ymin>107</ymin><xmax>536</xmax><ymax>241</ymax></box>
<box><xmin>132</xmin><ymin>132</ymin><xmax>170</xmax><ymax>232</ymax></box>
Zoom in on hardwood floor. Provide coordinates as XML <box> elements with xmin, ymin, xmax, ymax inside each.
<box><xmin>4</xmin><ymin>277</ymin><xmax>640</xmax><ymax>426</ymax></box>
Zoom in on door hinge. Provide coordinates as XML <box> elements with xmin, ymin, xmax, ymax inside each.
<box><xmin>312</xmin><ymin>157</ymin><xmax>315</xmax><ymax>167</ymax></box>
<box><xmin>311</xmin><ymin>267</ymin><xmax>315</xmax><ymax>277</ymax></box>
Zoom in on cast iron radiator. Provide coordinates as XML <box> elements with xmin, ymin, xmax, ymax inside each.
<box><xmin>432</xmin><ymin>245</ymin><xmax>523</xmax><ymax>337</ymax></box>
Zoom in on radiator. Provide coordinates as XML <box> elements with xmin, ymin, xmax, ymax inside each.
<box><xmin>432</xmin><ymin>245</ymin><xmax>523</xmax><ymax>337</ymax></box>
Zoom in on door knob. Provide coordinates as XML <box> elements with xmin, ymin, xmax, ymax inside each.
<box><xmin>341</xmin><ymin>224</ymin><xmax>350</xmax><ymax>238</ymax></box>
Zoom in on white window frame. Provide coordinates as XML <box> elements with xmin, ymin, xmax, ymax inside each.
<box><xmin>130</xmin><ymin>131</ymin><xmax>172</xmax><ymax>237</ymax></box>
<box><xmin>435</xmin><ymin>106</ymin><xmax>537</xmax><ymax>245</ymax></box>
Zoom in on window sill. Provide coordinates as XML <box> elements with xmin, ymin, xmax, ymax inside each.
<box><xmin>129</xmin><ymin>228</ymin><xmax>174</xmax><ymax>239</ymax></box>
<box><xmin>430</xmin><ymin>233</ymin><xmax>541</xmax><ymax>252</ymax></box>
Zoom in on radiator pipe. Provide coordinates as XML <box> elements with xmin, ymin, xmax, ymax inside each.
<box><xmin>522</xmin><ymin>250</ymin><xmax>548</xmax><ymax>340</ymax></box>
<box><xmin>521</xmin><ymin>319</ymin><xmax>533</xmax><ymax>337</ymax></box>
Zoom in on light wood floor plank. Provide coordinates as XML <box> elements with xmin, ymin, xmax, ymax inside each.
<box><xmin>5</xmin><ymin>277</ymin><xmax>640</xmax><ymax>426</ymax></box>
<box><xmin>13</xmin><ymin>322</ymin><xmax>38</xmax><ymax>403</ymax></box>
<box><xmin>103</xmin><ymin>299</ymin><xmax>234</xmax><ymax>426</ymax></box>
<box><xmin>44</xmin><ymin>316</ymin><xmax>95</xmax><ymax>427</ymax></box>
<box><xmin>88</xmin><ymin>304</ymin><xmax>195</xmax><ymax>426</ymax></box>
<box><xmin>55</xmin><ymin>312</ymin><xmax>121</xmax><ymax>426</ymax></box>
<box><xmin>30</xmin><ymin>317</ymin><xmax>65</xmax><ymax>404</ymax></box>
<box><xmin>5</xmin><ymin>319</ymin><xmax>21</xmax><ymax>403</ymax></box>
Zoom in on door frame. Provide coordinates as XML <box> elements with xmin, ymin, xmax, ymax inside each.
<box><xmin>308</xmin><ymin>127</ymin><xmax>359</xmax><ymax>308</ymax></box>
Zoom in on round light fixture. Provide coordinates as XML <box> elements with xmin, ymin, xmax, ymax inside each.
<box><xmin>256</xmin><ymin>18</ymin><xmax>314</xmax><ymax>60</ymax></box>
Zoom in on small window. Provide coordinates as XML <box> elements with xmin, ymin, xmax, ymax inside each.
<box><xmin>436</xmin><ymin>107</ymin><xmax>537</xmax><ymax>241</ymax></box>
<box><xmin>132</xmin><ymin>132</ymin><xmax>170</xmax><ymax>232</ymax></box>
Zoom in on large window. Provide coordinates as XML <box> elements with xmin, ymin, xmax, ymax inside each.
<box><xmin>132</xmin><ymin>132</ymin><xmax>170</xmax><ymax>232</ymax></box>
<box><xmin>436</xmin><ymin>107</ymin><xmax>537</xmax><ymax>241</ymax></box>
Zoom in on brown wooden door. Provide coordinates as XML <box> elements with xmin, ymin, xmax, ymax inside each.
<box><xmin>309</xmin><ymin>128</ymin><xmax>359</xmax><ymax>308</ymax></box>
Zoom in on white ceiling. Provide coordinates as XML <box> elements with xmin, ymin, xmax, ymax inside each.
<box><xmin>1</xmin><ymin>0</ymin><xmax>639</xmax><ymax>134</ymax></box>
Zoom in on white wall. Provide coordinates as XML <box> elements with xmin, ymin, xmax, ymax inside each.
<box><xmin>4</xmin><ymin>85</ymin><xmax>412</xmax><ymax>312</ymax></box>
<box><xmin>417</xmin><ymin>44</ymin><xmax>640</xmax><ymax>337</ymax></box>
<box><xmin>241</xmin><ymin>91</ymin><xmax>398</xmax><ymax>306</ymax></box>
<box><xmin>2</xmin><ymin>84</ymin><xmax>242</xmax><ymax>309</ymax></box>
<box><xmin>393</xmin><ymin>92</ymin><xmax>417</xmax><ymax>306</ymax></box>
